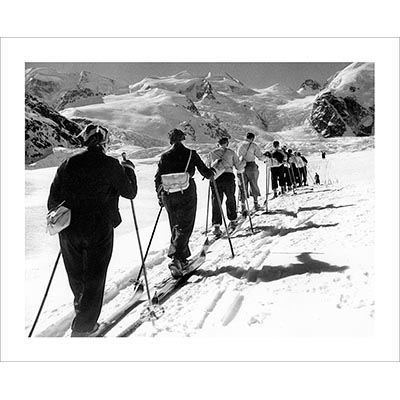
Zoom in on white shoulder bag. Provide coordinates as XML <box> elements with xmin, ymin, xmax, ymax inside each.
<box><xmin>161</xmin><ymin>150</ymin><xmax>192</xmax><ymax>194</ymax></box>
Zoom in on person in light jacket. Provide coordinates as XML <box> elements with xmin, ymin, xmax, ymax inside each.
<box><xmin>237</xmin><ymin>132</ymin><xmax>266</xmax><ymax>212</ymax></box>
<box><xmin>208</xmin><ymin>137</ymin><xmax>245</xmax><ymax>236</ymax></box>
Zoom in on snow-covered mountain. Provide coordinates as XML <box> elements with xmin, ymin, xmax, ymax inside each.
<box><xmin>310</xmin><ymin>63</ymin><xmax>374</xmax><ymax>137</ymax></box>
<box><xmin>25</xmin><ymin>67</ymin><xmax>129</xmax><ymax>110</ymax></box>
<box><xmin>24</xmin><ymin>63</ymin><xmax>374</xmax><ymax>165</ymax></box>
<box><xmin>25</xmin><ymin>94</ymin><xmax>82</xmax><ymax>163</ymax></box>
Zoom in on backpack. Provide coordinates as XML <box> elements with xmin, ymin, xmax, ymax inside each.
<box><xmin>161</xmin><ymin>150</ymin><xmax>192</xmax><ymax>194</ymax></box>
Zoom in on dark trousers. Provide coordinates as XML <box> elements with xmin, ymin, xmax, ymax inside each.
<box><xmin>271</xmin><ymin>165</ymin><xmax>285</xmax><ymax>190</ymax></box>
<box><xmin>284</xmin><ymin>166</ymin><xmax>293</xmax><ymax>188</ymax></box>
<box><xmin>162</xmin><ymin>180</ymin><xmax>197</xmax><ymax>261</ymax></box>
<box><xmin>301</xmin><ymin>166</ymin><xmax>308</xmax><ymax>185</ymax></box>
<box><xmin>290</xmin><ymin>163</ymin><xmax>301</xmax><ymax>186</ymax></box>
<box><xmin>211</xmin><ymin>173</ymin><xmax>237</xmax><ymax>225</ymax></box>
<box><xmin>59</xmin><ymin>219</ymin><xmax>114</xmax><ymax>332</ymax></box>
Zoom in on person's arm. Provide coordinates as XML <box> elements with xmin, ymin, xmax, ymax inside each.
<box><xmin>233</xmin><ymin>151</ymin><xmax>245</xmax><ymax>174</ymax></box>
<box><xmin>194</xmin><ymin>151</ymin><xmax>214</xmax><ymax>179</ymax></box>
<box><xmin>47</xmin><ymin>163</ymin><xmax>67</xmax><ymax>211</ymax></box>
<box><xmin>113</xmin><ymin>159</ymin><xmax>137</xmax><ymax>199</ymax></box>
<box><xmin>254</xmin><ymin>143</ymin><xmax>267</xmax><ymax>161</ymax></box>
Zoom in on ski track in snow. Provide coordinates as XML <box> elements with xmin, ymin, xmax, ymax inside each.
<box><xmin>141</xmin><ymin>173</ymin><xmax>372</xmax><ymax>337</ymax></box>
<box><xmin>27</xmin><ymin>148</ymin><xmax>375</xmax><ymax>338</ymax></box>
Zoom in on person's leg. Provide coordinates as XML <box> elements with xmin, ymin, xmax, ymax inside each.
<box><xmin>224</xmin><ymin>175</ymin><xmax>237</xmax><ymax>222</ymax></box>
<box><xmin>211</xmin><ymin>179</ymin><xmax>224</xmax><ymax>226</ymax></box>
<box><xmin>71</xmin><ymin>223</ymin><xmax>114</xmax><ymax>333</ymax></box>
<box><xmin>59</xmin><ymin>229</ymin><xmax>85</xmax><ymax>312</ymax></box>
<box><xmin>165</xmin><ymin>182</ymin><xmax>197</xmax><ymax>262</ymax></box>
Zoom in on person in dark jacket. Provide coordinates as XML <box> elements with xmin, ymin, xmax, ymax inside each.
<box><xmin>47</xmin><ymin>124</ymin><xmax>137</xmax><ymax>337</ymax></box>
<box><xmin>155</xmin><ymin>128</ymin><xmax>214</xmax><ymax>278</ymax></box>
<box><xmin>271</xmin><ymin>140</ymin><xmax>286</xmax><ymax>198</ymax></box>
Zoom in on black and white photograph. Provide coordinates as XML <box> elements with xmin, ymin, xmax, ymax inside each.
<box><xmin>1</xmin><ymin>36</ymin><xmax>399</xmax><ymax>375</ymax></box>
<box><xmin>24</xmin><ymin>61</ymin><xmax>376</xmax><ymax>340</ymax></box>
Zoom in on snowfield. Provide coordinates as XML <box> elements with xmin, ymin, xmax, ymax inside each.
<box><xmin>26</xmin><ymin>137</ymin><xmax>375</xmax><ymax>340</ymax></box>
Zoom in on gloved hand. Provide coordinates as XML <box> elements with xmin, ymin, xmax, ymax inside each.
<box><xmin>121</xmin><ymin>159</ymin><xmax>135</xmax><ymax>170</ymax></box>
<box><xmin>157</xmin><ymin>185</ymin><xmax>164</xmax><ymax>208</ymax></box>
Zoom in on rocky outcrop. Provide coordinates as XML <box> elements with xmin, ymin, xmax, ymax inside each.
<box><xmin>297</xmin><ymin>79</ymin><xmax>321</xmax><ymax>96</ymax></box>
<box><xmin>25</xmin><ymin>94</ymin><xmax>81</xmax><ymax>164</ymax></box>
<box><xmin>310</xmin><ymin>92</ymin><xmax>374</xmax><ymax>137</ymax></box>
<box><xmin>56</xmin><ymin>87</ymin><xmax>105</xmax><ymax>110</ymax></box>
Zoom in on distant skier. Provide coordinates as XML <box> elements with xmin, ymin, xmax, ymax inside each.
<box><xmin>208</xmin><ymin>137</ymin><xmax>245</xmax><ymax>236</ymax></box>
<box><xmin>321</xmin><ymin>151</ymin><xmax>326</xmax><ymax>159</ymax></box>
<box><xmin>155</xmin><ymin>128</ymin><xmax>215</xmax><ymax>278</ymax></box>
<box><xmin>270</xmin><ymin>140</ymin><xmax>286</xmax><ymax>198</ymax></box>
<box><xmin>237</xmin><ymin>132</ymin><xmax>266</xmax><ymax>211</ymax></box>
<box><xmin>315</xmin><ymin>172</ymin><xmax>321</xmax><ymax>184</ymax></box>
<box><xmin>281</xmin><ymin>145</ymin><xmax>295</xmax><ymax>192</ymax></box>
<box><xmin>298</xmin><ymin>152</ymin><xmax>308</xmax><ymax>185</ymax></box>
<box><xmin>47</xmin><ymin>124</ymin><xmax>137</xmax><ymax>337</ymax></box>
<box><xmin>287</xmin><ymin>149</ymin><xmax>301</xmax><ymax>187</ymax></box>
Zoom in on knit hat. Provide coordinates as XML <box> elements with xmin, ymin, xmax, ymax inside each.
<box><xmin>79</xmin><ymin>124</ymin><xmax>109</xmax><ymax>148</ymax></box>
<box><xmin>168</xmin><ymin>128</ymin><xmax>186</xmax><ymax>144</ymax></box>
<box><xmin>218</xmin><ymin>137</ymin><xmax>229</xmax><ymax>146</ymax></box>
<box><xmin>246</xmin><ymin>132</ymin><xmax>255</xmax><ymax>140</ymax></box>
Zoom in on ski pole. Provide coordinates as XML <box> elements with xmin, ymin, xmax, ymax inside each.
<box><xmin>211</xmin><ymin>177</ymin><xmax>235</xmax><ymax>257</ymax></box>
<box><xmin>28</xmin><ymin>251</ymin><xmax>62</xmax><ymax>337</ymax></box>
<box><xmin>129</xmin><ymin>200</ymin><xmax>154</xmax><ymax>308</ymax></box>
<box><xmin>239</xmin><ymin>173</ymin><xmax>254</xmax><ymax>234</ymax></box>
<box><xmin>133</xmin><ymin>205</ymin><xmax>163</xmax><ymax>285</ymax></box>
<box><xmin>264</xmin><ymin>165</ymin><xmax>270</xmax><ymax>213</ymax></box>
<box><xmin>287</xmin><ymin>164</ymin><xmax>297</xmax><ymax>193</ymax></box>
<box><xmin>205</xmin><ymin>182</ymin><xmax>211</xmax><ymax>239</ymax></box>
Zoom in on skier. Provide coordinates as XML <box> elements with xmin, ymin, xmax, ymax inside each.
<box><xmin>281</xmin><ymin>145</ymin><xmax>294</xmax><ymax>192</ymax></box>
<box><xmin>237</xmin><ymin>132</ymin><xmax>266</xmax><ymax>212</ymax></box>
<box><xmin>270</xmin><ymin>140</ymin><xmax>286</xmax><ymax>198</ymax></box>
<box><xmin>47</xmin><ymin>124</ymin><xmax>137</xmax><ymax>337</ymax></box>
<box><xmin>287</xmin><ymin>149</ymin><xmax>301</xmax><ymax>187</ymax></box>
<box><xmin>315</xmin><ymin>172</ymin><xmax>321</xmax><ymax>184</ymax></box>
<box><xmin>321</xmin><ymin>151</ymin><xmax>326</xmax><ymax>159</ymax></box>
<box><xmin>208</xmin><ymin>137</ymin><xmax>245</xmax><ymax>237</ymax></box>
<box><xmin>155</xmin><ymin>128</ymin><xmax>215</xmax><ymax>278</ymax></box>
<box><xmin>298</xmin><ymin>152</ymin><xmax>308</xmax><ymax>185</ymax></box>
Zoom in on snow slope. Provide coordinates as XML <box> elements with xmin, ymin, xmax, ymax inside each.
<box><xmin>25</xmin><ymin>138</ymin><xmax>374</xmax><ymax>340</ymax></box>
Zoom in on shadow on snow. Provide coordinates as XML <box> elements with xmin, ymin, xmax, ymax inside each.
<box><xmin>232</xmin><ymin>221</ymin><xmax>339</xmax><ymax>239</ymax></box>
<box><xmin>194</xmin><ymin>252</ymin><xmax>349</xmax><ymax>284</ymax></box>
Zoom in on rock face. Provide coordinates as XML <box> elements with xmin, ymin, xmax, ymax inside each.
<box><xmin>309</xmin><ymin>63</ymin><xmax>374</xmax><ymax>137</ymax></box>
<box><xmin>25</xmin><ymin>94</ymin><xmax>81</xmax><ymax>164</ymax></box>
<box><xmin>297</xmin><ymin>79</ymin><xmax>321</xmax><ymax>96</ymax></box>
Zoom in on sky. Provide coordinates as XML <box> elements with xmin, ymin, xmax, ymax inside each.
<box><xmin>26</xmin><ymin>62</ymin><xmax>352</xmax><ymax>90</ymax></box>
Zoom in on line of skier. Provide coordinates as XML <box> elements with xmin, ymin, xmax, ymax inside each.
<box><xmin>43</xmin><ymin>124</ymin><xmax>313</xmax><ymax>337</ymax></box>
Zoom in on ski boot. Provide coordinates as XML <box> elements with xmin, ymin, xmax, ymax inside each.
<box><xmin>213</xmin><ymin>224</ymin><xmax>223</xmax><ymax>237</ymax></box>
<box><xmin>168</xmin><ymin>258</ymin><xmax>184</xmax><ymax>279</ymax></box>
<box><xmin>254</xmin><ymin>202</ymin><xmax>262</xmax><ymax>212</ymax></box>
<box><xmin>228</xmin><ymin>219</ymin><xmax>238</xmax><ymax>230</ymax></box>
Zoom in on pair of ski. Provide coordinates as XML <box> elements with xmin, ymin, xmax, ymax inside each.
<box><xmin>91</xmin><ymin>216</ymin><xmax>247</xmax><ymax>337</ymax></box>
